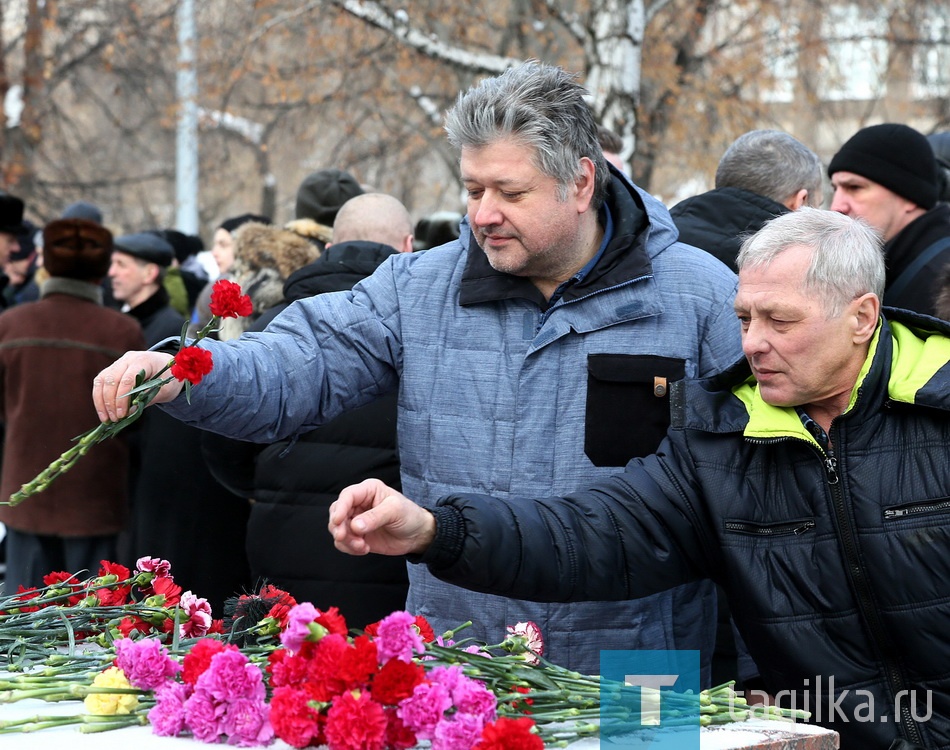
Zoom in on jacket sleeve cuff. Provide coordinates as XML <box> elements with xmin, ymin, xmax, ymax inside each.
<box><xmin>409</xmin><ymin>503</ymin><xmax>466</xmax><ymax>570</ymax></box>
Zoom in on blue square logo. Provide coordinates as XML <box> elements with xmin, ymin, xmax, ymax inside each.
<box><xmin>600</xmin><ymin>650</ymin><xmax>701</xmax><ymax>749</ymax></box>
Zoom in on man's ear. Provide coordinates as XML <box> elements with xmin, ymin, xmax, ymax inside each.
<box><xmin>575</xmin><ymin>157</ymin><xmax>597</xmax><ymax>213</ymax></box>
<box><xmin>852</xmin><ymin>292</ymin><xmax>880</xmax><ymax>344</ymax></box>
<box><xmin>145</xmin><ymin>262</ymin><xmax>162</xmax><ymax>285</ymax></box>
<box><xmin>784</xmin><ymin>189</ymin><xmax>809</xmax><ymax>211</ymax></box>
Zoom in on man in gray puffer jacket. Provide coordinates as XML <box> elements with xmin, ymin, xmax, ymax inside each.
<box><xmin>92</xmin><ymin>61</ymin><xmax>742</xmax><ymax>678</ymax></box>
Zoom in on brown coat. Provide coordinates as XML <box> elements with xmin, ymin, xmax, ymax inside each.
<box><xmin>0</xmin><ymin>281</ymin><xmax>145</xmax><ymax>535</ymax></box>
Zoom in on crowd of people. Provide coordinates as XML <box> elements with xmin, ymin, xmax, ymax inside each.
<box><xmin>3</xmin><ymin>58</ymin><xmax>950</xmax><ymax>749</ymax></box>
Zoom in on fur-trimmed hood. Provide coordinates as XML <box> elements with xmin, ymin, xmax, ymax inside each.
<box><xmin>220</xmin><ymin>222</ymin><xmax>320</xmax><ymax>340</ymax></box>
<box><xmin>284</xmin><ymin>218</ymin><xmax>333</xmax><ymax>248</ymax></box>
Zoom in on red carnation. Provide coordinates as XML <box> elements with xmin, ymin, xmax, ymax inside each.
<box><xmin>270</xmin><ymin>686</ymin><xmax>325</xmax><ymax>748</ymax></box>
<box><xmin>94</xmin><ymin>561</ymin><xmax>132</xmax><ymax>605</ymax></box>
<box><xmin>181</xmin><ymin>638</ymin><xmax>227</xmax><ymax>685</ymax></box>
<box><xmin>42</xmin><ymin>571</ymin><xmax>85</xmax><ymax>605</ymax></box>
<box><xmin>170</xmin><ymin>346</ymin><xmax>214</xmax><ymax>386</ymax></box>
<box><xmin>314</xmin><ymin>605</ymin><xmax>348</xmax><ymax>637</ymax></box>
<box><xmin>9</xmin><ymin>586</ymin><xmax>42</xmax><ymax>613</ymax></box>
<box><xmin>150</xmin><ymin>574</ymin><xmax>182</xmax><ymax>606</ymax></box>
<box><xmin>209</xmin><ymin>278</ymin><xmax>253</xmax><ymax>319</ymax></box>
<box><xmin>117</xmin><ymin>615</ymin><xmax>153</xmax><ymax>639</ymax></box>
<box><xmin>475</xmin><ymin>717</ymin><xmax>544</xmax><ymax>750</ymax></box>
<box><xmin>413</xmin><ymin>615</ymin><xmax>435</xmax><ymax>642</ymax></box>
<box><xmin>324</xmin><ymin>690</ymin><xmax>387</xmax><ymax>750</ymax></box>
<box><xmin>370</xmin><ymin>657</ymin><xmax>425</xmax><ymax>705</ymax></box>
<box><xmin>384</xmin><ymin>708</ymin><xmax>417</xmax><ymax>750</ymax></box>
<box><xmin>339</xmin><ymin>635</ymin><xmax>378</xmax><ymax>689</ymax></box>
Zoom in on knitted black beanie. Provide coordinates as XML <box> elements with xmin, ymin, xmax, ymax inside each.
<box><xmin>828</xmin><ymin>123</ymin><xmax>939</xmax><ymax>210</ymax></box>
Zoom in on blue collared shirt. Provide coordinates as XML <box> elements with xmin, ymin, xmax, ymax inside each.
<box><xmin>548</xmin><ymin>205</ymin><xmax>614</xmax><ymax>307</ymax></box>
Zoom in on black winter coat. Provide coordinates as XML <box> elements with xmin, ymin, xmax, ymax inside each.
<box><xmin>123</xmin><ymin>291</ymin><xmax>251</xmax><ymax>615</ymax></box>
<box><xmin>203</xmin><ymin>240</ymin><xmax>408</xmax><ymax>626</ymax></box>
<box><xmin>669</xmin><ymin>187</ymin><xmax>789</xmax><ymax>272</ymax></box>
<box><xmin>424</xmin><ymin>310</ymin><xmax>950</xmax><ymax>749</ymax></box>
<box><xmin>883</xmin><ymin>203</ymin><xmax>950</xmax><ymax>316</ymax></box>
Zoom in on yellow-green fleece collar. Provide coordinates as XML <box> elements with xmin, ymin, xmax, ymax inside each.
<box><xmin>733</xmin><ymin>319</ymin><xmax>950</xmax><ymax>444</ymax></box>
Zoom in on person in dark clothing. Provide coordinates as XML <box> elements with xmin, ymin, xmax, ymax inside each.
<box><xmin>109</xmin><ymin>231</ymin><xmax>250</xmax><ymax>614</ymax></box>
<box><xmin>670</xmin><ymin>129</ymin><xmax>822</xmax><ymax>272</ymax></box>
<box><xmin>3</xmin><ymin>220</ymin><xmax>41</xmax><ymax>307</ymax></box>
<box><xmin>0</xmin><ymin>193</ymin><xmax>29</xmax><ymax>311</ymax></box>
<box><xmin>203</xmin><ymin>193</ymin><xmax>413</xmax><ymax>626</ymax></box>
<box><xmin>0</xmin><ymin>219</ymin><xmax>145</xmax><ymax>591</ymax></box>
<box><xmin>330</xmin><ymin>208</ymin><xmax>950</xmax><ymax>750</ymax></box>
<box><xmin>671</xmin><ymin>129</ymin><xmax>823</xmax><ymax>686</ymax></box>
<box><xmin>829</xmin><ymin>122</ymin><xmax>950</xmax><ymax>317</ymax></box>
<box><xmin>285</xmin><ymin>168</ymin><xmax>364</xmax><ymax>252</ymax></box>
<box><xmin>154</xmin><ymin>229</ymin><xmax>209</xmax><ymax>318</ymax></box>
<box><xmin>927</xmin><ymin>132</ymin><xmax>950</xmax><ymax>203</ymax></box>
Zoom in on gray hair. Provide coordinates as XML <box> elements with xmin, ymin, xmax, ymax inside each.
<box><xmin>736</xmin><ymin>207</ymin><xmax>885</xmax><ymax>316</ymax></box>
<box><xmin>716</xmin><ymin>130</ymin><xmax>823</xmax><ymax>207</ymax></box>
<box><xmin>443</xmin><ymin>61</ymin><xmax>609</xmax><ymax>208</ymax></box>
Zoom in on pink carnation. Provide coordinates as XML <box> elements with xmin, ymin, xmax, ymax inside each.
<box><xmin>135</xmin><ymin>556</ymin><xmax>172</xmax><ymax>578</ymax></box>
<box><xmin>197</xmin><ymin>648</ymin><xmax>265</xmax><ymax>703</ymax></box>
<box><xmin>179</xmin><ymin>591</ymin><xmax>213</xmax><ymax>638</ymax></box>
<box><xmin>433</xmin><ymin>712</ymin><xmax>486</xmax><ymax>750</ymax></box>
<box><xmin>115</xmin><ymin>637</ymin><xmax>181</xmax><ymax>690</ymax></box>
<box><xmin>397</xmin><ymin>681</ymin><xmax>453</xmax><ymax>740</ymax></box>
<box><xmin>222</xmin><ymin>697</ymin><xmax>274</xmax><ymax>747</ymax></box>
<box><xmin>450</xmin><ymin>675</ymin><xmax>497</xmax><ymax>725</ymax></box>
<box><xmin>279</xmin><ymin>602</ymin><xmax>319</xmax><ymax>654</ymax></box>
<box><xmin>149</xmin><ymin>681</ymin><xmax>191</xmax><ymax>737</ymax></box>
<box><xmin>375</xmin><ymin>610</ymin><xmax>425</xmax><ymax>663</ymax></box>
<box><xmin>183</xmin><ymin>689</ymin><xmax>223</xmax><ymax>743</ymax></box>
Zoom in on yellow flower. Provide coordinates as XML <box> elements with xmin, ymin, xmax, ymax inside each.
<box><xmin>83</xmin><ymin>666</ymin><xmax>140</xmax><ymax>715</ymax></box>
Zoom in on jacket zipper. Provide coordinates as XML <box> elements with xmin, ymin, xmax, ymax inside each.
<box><xmin>747</xmin><ymin>433</ymin><xmax>924</xmax><ymax>744</ymax></box>
<box><xmin>822</xmin><ymin>439</ymin><xmax>924</xmax><ymax>745</ymax></box>
<box><xmin>884</xmin><ymin>497</ymin><xmax>950</xmax><ymax>520</ymax></box>
<box><xmin>725</xmin><ymin>519</ymin><xmax>815</xmax><ymax>536</ymax></box>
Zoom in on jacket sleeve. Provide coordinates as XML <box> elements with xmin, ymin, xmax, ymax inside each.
<box><xmin>421</xmin><ymin>433</ymin><xmax>716</xmax><ymax>603</ymax></box>
<box><xmin>160</xmin><ymin>257</ymin><xmax>403</xmax><ymax>443</ymax></box>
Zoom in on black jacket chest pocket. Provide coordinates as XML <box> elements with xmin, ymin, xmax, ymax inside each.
<box><xmin>585</xmin><ymin>353</ymin><xmax>685</xmax><ymax>467</ymax></box>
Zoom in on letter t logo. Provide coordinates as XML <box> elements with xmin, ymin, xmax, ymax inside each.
<box><xmin>624</xmin><ymin>674</ymin><xmax>679</xmax><ymax>725</ymax></box>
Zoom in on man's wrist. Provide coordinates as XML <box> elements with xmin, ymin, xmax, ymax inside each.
<box><xmin>408</xmin><ymin>504</ymin><xmax>466</xmax><ymax>568</ymax></box>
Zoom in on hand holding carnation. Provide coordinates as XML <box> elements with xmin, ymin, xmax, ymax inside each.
<box><xmin>4</xmin><ymin>279</ymin><xmax>252</xmax><ymax>506</ymax></box>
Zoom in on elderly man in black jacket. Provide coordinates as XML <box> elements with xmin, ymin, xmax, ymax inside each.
<box><xmin>670</xmin><ymin>129</ymin><xmax>823</xmax><ymax>272</ymax></box>
<box><xmin>330</xmin><ymin>207</ymin><xmax>950</xmax><ymax>750</ymax></box>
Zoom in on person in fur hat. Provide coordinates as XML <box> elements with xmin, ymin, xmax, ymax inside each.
<box><xmin>217</xmin><ymin>221</ymin><xmax>319</xmax><ymax>340</ymax></box>
<box><xmin>285</xmin><ymin>168</ymin><xmax>364</xmax><ymax>252</ymax></box>
<box><xmin>0</xmin><ymin>219</ymin><xmax>145</xmax><ymax>591</ymax></box>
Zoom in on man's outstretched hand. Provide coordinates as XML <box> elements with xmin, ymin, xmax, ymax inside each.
<box><xmin>329</xmin><ymin>478</ymin><xmax>436</xmax><ymax>557</ymax></box>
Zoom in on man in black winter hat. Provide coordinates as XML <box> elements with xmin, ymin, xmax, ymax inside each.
<box><xmin>287</xmin><ymin>168</ymin><xmax>364</xmax><ymax>251</ymax></box>
<box><xmin>828</xmin><ymin>122</ymin><xmax>950</xmax><ymax>316</ymax></box>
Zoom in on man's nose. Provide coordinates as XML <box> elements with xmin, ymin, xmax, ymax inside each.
<box><xmin>829</xmin><ymin>189</ymin><xmax>849</xmax><ymax>214</ymax></box>
<box><xmin>472</xmin><ymin>193</ymin><xmax>502</xmax><ymax>227</ymax></box>
<box><xmin>741</xmin><ymin>320</ymin><xmax>768</xmax><ymax>357</ymax></box>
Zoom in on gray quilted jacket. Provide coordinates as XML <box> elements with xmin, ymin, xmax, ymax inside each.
<box><xmin>164</xmin><ymin>172</ymin><xmax>743</xmax><ymax>675</ymax></box>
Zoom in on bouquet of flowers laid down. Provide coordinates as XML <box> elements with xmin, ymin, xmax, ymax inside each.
<box><xmin>2</xmin><ymin>278</ymin><xmax>253</xmax><ymax>507</ymax></box>
<box><xmin>0</xmin><ymin>559</ymin><xmax>810</xmax><ymax>748</ymax></box>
